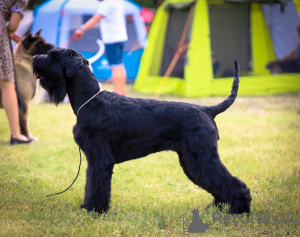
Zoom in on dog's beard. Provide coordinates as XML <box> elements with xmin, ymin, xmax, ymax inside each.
<box><xmin>33</xmin><ymin>56</ymin><xmax>67</xmax><ymax>105</ymax></box>
<box><xmin>32</xmin><ymin>55</ymin><xmax>48</xmax><ymax>79</ymax></box>
<box><xmin>39</xmin><ymin>76</ymin><xmax>67</xmax><ymax>106</ymax></box>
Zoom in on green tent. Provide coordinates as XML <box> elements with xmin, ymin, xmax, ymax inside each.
<box><xmin>134</xmin><ymin>0</ymin><xmax>300</xmax><ymax>97</ymax></box>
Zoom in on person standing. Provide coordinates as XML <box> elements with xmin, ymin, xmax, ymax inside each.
<box><xmin>267</xmin><ymin>25</ymin><xmax>300</xmax><ymax>73</ymax></box>
<box><xmin>74</xmin><ymin>0</ymin><xmax>128</xmax><ymax>96</ymax></box>
<box><xmin>0</xmin><ymin>0</ymin><xmax>33</xmax><ymax>145</ymax></box>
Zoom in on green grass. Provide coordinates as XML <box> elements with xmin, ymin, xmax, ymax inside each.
<box><xmin>1</xmin><ymin>85</ymin><xmax>300</xmax><ymax>236</ymax></box>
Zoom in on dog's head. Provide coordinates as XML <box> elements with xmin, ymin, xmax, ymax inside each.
<box><xmin>22</xmin><ymin>30</ymin><xmax>54</xmax><ymax>56</ymax></box>
<box><xmin>32</xmin><ymin>48</ymin><xmax>89</xmax><ymax>105</ymax></box>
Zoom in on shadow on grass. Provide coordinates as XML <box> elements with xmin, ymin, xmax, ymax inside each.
<box><xmin>0</xmin><ymin>140</ymin><xmax>9</xmax><ymax>146</ymax></box>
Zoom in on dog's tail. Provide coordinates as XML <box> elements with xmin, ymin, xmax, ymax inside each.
<box><xmin>206</xmin><ymin>60</ymin><xmax>239</xmax><ymax>118</ymax></box>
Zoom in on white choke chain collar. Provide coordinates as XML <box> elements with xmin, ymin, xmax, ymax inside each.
<box><xmin>76</xmin><ymin>89</ymin><xmax>101</xmax><ymax>116</ymax></box>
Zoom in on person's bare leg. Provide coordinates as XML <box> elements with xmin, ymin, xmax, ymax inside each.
<box><xmin>111</xmin><ymin>65</ymin><xmax>126</xmax><ymax>95</ymax></box>
<box><xmin>0</xmin><ymin>79</ymin><xmax>29</xmax><ymax>141</ymax></box>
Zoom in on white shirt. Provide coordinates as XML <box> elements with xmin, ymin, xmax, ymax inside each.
<box><xmin>96</xmin><ymin>0</ymin><xmax>128</xmax><ymax>44</ymax></box>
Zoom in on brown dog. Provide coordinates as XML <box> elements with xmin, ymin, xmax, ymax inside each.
<box><xmin>0</xmin><ymin>30</ymin><xmax>53</xmax><ymax>138</ymax></box>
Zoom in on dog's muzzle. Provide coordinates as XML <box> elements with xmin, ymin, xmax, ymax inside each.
<box><xmin>32</xmin><ymin>54</ymin><xmax>48</xmax><ymax>80</ymax></box>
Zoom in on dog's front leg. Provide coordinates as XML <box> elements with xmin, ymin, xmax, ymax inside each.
<box><xmin>80</xmin><ymin>147</ymin><xmax>114</xmax><ymax>214</ymax></box>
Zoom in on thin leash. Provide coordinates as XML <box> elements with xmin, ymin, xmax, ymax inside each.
<box><xmin>16</xmin><ymin>38</ymin><xmax>23</xmax><ymax>62</ymax></box>
<box><xmin>46</xmin><ymin>147</ymin><xmax>82</xmax><ymax>197</ymax></box>
<box><xmin>46</xmin><ymin>89</ymin><xmax>101</xmax><ymax>197</ymax></box>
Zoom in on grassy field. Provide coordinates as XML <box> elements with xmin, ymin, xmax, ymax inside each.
<box><xmin>0</xmin><ymin>85</ymin><xmax>299</xmax><ymax>236</ymax></box>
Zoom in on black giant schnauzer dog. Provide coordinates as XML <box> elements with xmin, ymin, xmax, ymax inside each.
<box><xmin>32</xmin><ymin>48</ymin><xmax>251</xmax><ymax>214</ymax></box>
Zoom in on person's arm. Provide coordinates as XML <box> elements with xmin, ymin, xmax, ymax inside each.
<box><xmin>281</xmin><ymin>46</ymin><xmax>297</xmax><ymax>61</ymax></box>
<box><xmin>287</xmin><ymin>48</ymin><xmax>296</xmax><ymax>60</ymax></box>
<box><xmin>7</xmin><ymin>12</ymin><xmax>22</xmax><ymax>34</ymax></box>
<box><xmin>74</xmin><ymin>15</ymin><xmax>103</xmax><ymax>39</ymax></box>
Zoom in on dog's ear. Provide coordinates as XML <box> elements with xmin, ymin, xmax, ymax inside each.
<box><xmin>22</xmin><ymin>33</ymin><xmax>33</xmax><ymax>50</ymax></box>
<box><xmin>24</xmin><ymin>33</ymin><xmax>32</xmax><ymax>40</ymax></box>
<box><xmin>35</xmin><ymin>29</ymin><xmax>42</xmax><ymax>36</ymax></box>
<box><xmin>66</xmin><ymin>52</ymin><xmax>86</xmax><ymax>77</ymax></box>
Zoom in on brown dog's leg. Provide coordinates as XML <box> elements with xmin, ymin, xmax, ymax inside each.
<box><xmin>19</xmin><ymin>104</ymin><xmax>31</xmax><ymax>137</ymax></box>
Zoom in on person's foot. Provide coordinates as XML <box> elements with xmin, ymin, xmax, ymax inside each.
<box><xmin>10</xmin><ymin>134</ymin><xmax>33</xmax><ymax>145</ymax></box>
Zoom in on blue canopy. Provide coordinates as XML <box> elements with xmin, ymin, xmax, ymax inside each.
<box><xmin>31</xmin><ymin>0</ymin><xmax>147</xmax><ymax>81</ymax></box>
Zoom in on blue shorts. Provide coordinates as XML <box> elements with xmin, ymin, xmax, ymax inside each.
<box><xmin>105</xmin><ymin>42</ymin><xmax>124</xmax><ymax>67</ymax></box>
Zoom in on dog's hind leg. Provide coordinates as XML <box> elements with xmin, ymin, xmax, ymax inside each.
<box><xmin>178</xmin><ymin>149</ymin><xmax>251</xmax><ymax>214</ymax></box>
<box><xmin>19</xmin><ymin>104</ymin><xmax>31</xmax><ymax>137</ymax></box>
<box><xmin>80</xmin><ymin>145</ymin><xmax>114</xmax><ymax>214</ymax></box>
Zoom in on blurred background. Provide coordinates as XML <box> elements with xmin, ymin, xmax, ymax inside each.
<box><xmin>15</xmin><ymin>0</ymin><xmax>300</xmax><ymax>97</ymax></box>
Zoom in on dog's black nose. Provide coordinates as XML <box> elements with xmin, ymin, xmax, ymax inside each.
<box><xmin>32</xmin><ymin>55</ymin><xmax>38</xmax><ymax>60</ymax></box>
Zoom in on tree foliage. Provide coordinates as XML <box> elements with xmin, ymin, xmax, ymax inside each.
<box><xmin>28</xmin><ymin>0</ymin><xmax>46</xmax><ymax>10</ymax></box>
<box><xmin>132</xmin><ymin>0</ymin><xmax>158</xmax><ymax>8</ymax></box>
<box><xmin>27</xmin><ymin>0</ymin><xmax>158</xmax><ymax>10</ymax></box>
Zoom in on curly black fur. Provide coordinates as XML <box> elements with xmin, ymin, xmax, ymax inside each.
<box><xmin>32</xmin><ymin>48</ymin><xmax>251</xmax><ymax>214</ymax></box>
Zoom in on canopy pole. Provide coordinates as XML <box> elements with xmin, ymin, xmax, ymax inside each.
<box><xmin>154</xmin><ymin>5</ymin><xmax>194</xmax><ymax>99</ymax></box>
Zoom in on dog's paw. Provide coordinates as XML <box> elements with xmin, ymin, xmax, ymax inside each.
<box><xmin>205</xmin><ymin>198</ymin><xmax>226</xmax><ymax>212</ymax></box>
<box><xmin>80</xmin><ymin>203</ymin><xmax>108</xmax><ymax>214</ymax></box>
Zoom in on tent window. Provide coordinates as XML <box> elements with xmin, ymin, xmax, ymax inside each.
<box><xmin>159</xmin><ymin>5</ymin><xmax>194</xmax><ymax>79</ymax></box>
<box><xmin>68</xmin><ymin>14</ymin><xmax>137</xmax><ymax>53</ymax></box>
<box><xmin>262</xmin><ymin>2</ymin><xmax>300</xmax><ymax>59</ymax></box>
<box><xmin>209</xmin><ymin>4</ymin><xmax>251</xmax><ymax>78</ymax></box>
